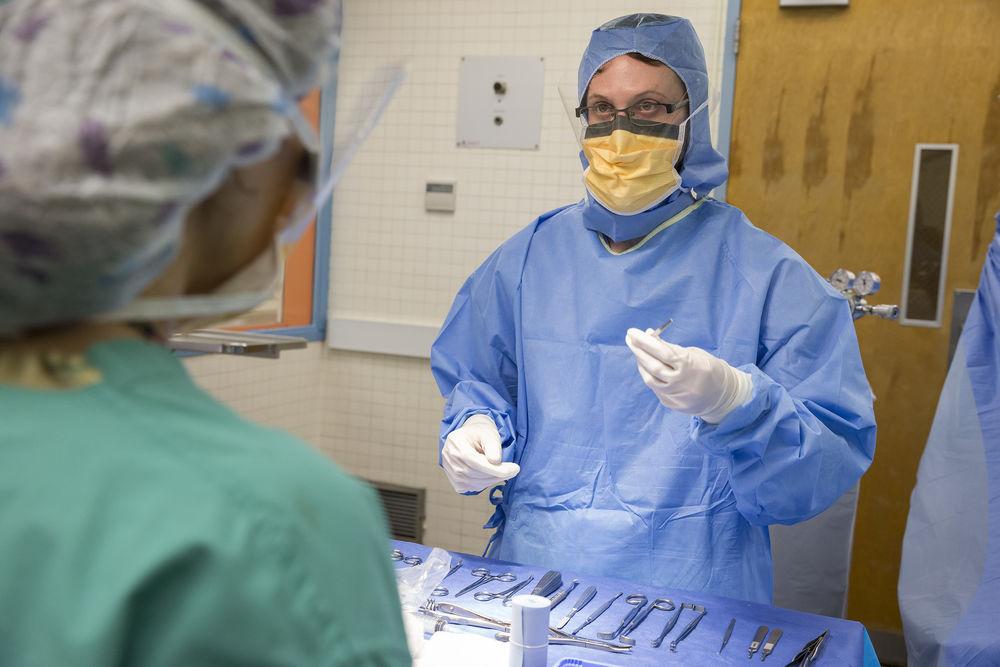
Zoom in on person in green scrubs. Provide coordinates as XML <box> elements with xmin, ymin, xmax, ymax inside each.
<box><xmin>0</xmin><ymin>1</ymin><xmax>410</xmax><ymax>665</ymax></box>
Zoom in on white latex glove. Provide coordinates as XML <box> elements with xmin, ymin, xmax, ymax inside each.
<box><xmin>441</xmin><ymin>414</ymin><xmax>520</xmax><ymax>493</ymax></box>
<box><xmin>625</xmin><ymin>327</ymin><xmax>753</xmax><ymax>424</ymax></box>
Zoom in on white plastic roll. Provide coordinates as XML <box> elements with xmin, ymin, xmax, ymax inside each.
<box><xmin>508</xmin><ymin>594</ymin><xmax>550</xmax><ymax>667</ymax></box>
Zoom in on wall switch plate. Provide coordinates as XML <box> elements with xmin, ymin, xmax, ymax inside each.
<box><xmin>425</xmin><ymin>181</ymin><xmax>456</xmax><ymax>212</ymax></box>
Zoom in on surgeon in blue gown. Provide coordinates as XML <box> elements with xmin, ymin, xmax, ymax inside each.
<box><xmin>431</xmin><ymin>14</ymin><xmax>876</xmax><ymax>604</ymax></box>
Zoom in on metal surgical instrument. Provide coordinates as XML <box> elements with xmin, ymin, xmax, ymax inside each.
<box><xmin>620</xmin><ymin>597</ymin><xmax>674</xmax><ymax>646</ymax></box>
<box><xmin>668</xmin><ymin>604</ymin><xmax>706</xmax><ymax>652</ymax></box>
<box><xmin>430</xmin><ymin>558</ymin><xmax>464</xmax><ymax>596</ymax></box>
<box><xmin>719</xmin><ymin>617</ymin><xmax>736</xmax><ymax>654</ymax></box>
<box><xmin>555</xmin><ymin>585</ymin><xmax>596</xmax><ymax>630</ymax></box>
<box><xmin>650</xmin><ymin>604</ymin><xmax>683</xmax><ymax>648</ymax></box>
<box><xmin>453</xmin><ymin>567</ymin><xmax>517</xmax><ymax>598</ymax></box>
<box><xmin>749</xmin><ymin>625</ymin><xmax>769</xmax><ymax>659</ymax></box>
<box><xmin>572</xmin><ymin>592</ymin><xmax>621</xmax><ymax>636</ymax></box>
<box><xmin>531</xmin><ymin>570</ymin><xmax>563</xmax><ymax>598</ymax></box>
<box><xmin>652</xmin><ymin>318</ymin><xmax>674</xmax><ymax>336</ymax></box>
<box><xmin>547</xmin><ymin>579</ymin><xmax>578</xmax><ymax>611</ymax></box>
<box><xmin>474</xmin><ymin>575</ymin><xmax>535</xmax><ymax>606</ymax></box>
<box><xmin>598</xmin><ymin>594</ymin><xmax>647</xmax><ymax>640</ymax></box>
<box><xmin>760</xmin><ymin>628</ymin><xmax>783</xmax><ymax>661</ymax></box>
<box><xmin>419</xmin><ymin>601</ymin><xmax>632</xmax><ymax>655</ymax></box>
<box><xmin>389</xmin><ymin>549</ymin><xmax>422</xmax><ymax>566</ymax></box>
<box><xmin>785</xmin><ymin>629</ymin><xmax>829</xmax><ymax>667</ymax></box>
<box><xmin>495</xmin><ymin>629</ymin><xmax>633</xmax><ymax>655</ymax></box>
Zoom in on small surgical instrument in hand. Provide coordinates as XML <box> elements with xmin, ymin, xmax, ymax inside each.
<box><xmin>555</xmin><ymin>585</ymin><xmax>596</xmax><ymax>630</ymax></box>
<box><xmin>669</xmin><ymin>604</ymin><xmax>706</xmax><ymax>652</ymax></box>
<box><xmin>389</xmin><ymin>549</ymin><xmax>422</xmax><ymax>566</ymax></box>
<box><xmin>749</xmin><ymin>625</ymin><xmax>769</xmax><ymax>659</ymax></box>
<box><xmin>760</xmin><ymin>628</ymin><xmax>783</xmax><ymax>661</ymax></box>
<box><xmin>572</xmin><ymin>592</ymin><xmax>622</xmax><ymax>636</ymax></box>
<box><xmin>598</xmin><ymin>594</ymin><xmax>647</xmax><ymax>640</ymax></box>
<box><xmin>474</xmin><ymin>575</ymin><xmax>535</xmax><ymax>606</ymax></box>
<box><xmin>719</xmin><ymin>617</ymin><xmax>736</xmax><ymax>654</ymax></box>
<box><xmin>454</xmin><ymin>567</ymin><xmax>517</xmax><ymax>598</ymax></box>
<box><xmin>652</xmin><ymin>318</ymin><xmax>673</xmax><ymax>337</ymax></box>
<box><xmin>548</xmin><ymin>579</ymin><xmax>578</xmax><ymax>611</ymax></box>
<box><xmin>620</xmin><ymin>597</ymin><xmax>674</xmax><ymax>646</ymax></box>
<box><xmin>430</xmin><ymin>558</ymin><xmax>464</xmax><ymax>596</ymax></box>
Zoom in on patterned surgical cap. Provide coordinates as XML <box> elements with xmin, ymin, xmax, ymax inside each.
<box><xmin>0</xmin><ymin>0</ymin><xmax>340</xmax><ymax>335</ymax></box>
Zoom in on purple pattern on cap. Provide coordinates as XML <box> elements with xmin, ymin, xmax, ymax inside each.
<box><xmin>78</xmin><ymin>119</ymin><xmax>113</xmax><ymax>176</ymax></box>
<box><xmin>14</xmin><ymin>12</ymin><xmax>50</xmax><ymax>42</ymax></box>
<box><xmin>2</xmin><ymin>231</ymin><xmax>58</xmax><ymax>259</ymax></box>
<box><xmin>274</xmin><ymin>0</ymin><xmax>321</xmax><ymax>16</ymax></box>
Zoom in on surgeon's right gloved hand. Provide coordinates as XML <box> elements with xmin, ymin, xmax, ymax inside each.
<box><xmin>625</xmin><ymin>327</ymin><xmax>753</xmax><ymax>424</ymax></box>
<box><xmin>441</xmin><ymin>414</ymin><xmax>520</xmax><ymax>494</ymax></box>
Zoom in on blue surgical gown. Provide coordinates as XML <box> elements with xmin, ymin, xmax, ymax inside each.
<box><xmin>432</xmin><ymin>197</ymin><xmax>877</xmax><ymax>604</ymax></box>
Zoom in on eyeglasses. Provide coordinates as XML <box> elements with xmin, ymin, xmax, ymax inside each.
<box><xmin>575</xmin><ymin>98</ymin><xmax>690</xmax><ymax>126</ymax></box>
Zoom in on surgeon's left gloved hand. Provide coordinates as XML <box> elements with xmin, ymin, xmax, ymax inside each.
<box><xmin>625</xmin><ymin>328</ymin><xmax>753</xmax><ymax>424</ymax></box>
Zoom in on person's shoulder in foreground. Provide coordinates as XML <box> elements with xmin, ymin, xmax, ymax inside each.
<box><xmin>0</xmin><ymin>338</ymin><xmax>411</xmax><ymax>667</ymax></box>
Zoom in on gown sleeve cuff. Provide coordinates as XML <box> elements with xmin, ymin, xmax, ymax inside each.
<box><xmin>690</xmin><ymin>364</ymin><xmax>774</xmax><ymax>456</ymax></box>
<box><xmin>449</xmin><ymin>408</ymin><xmax>516</xmax><ymax>448</ymax></box>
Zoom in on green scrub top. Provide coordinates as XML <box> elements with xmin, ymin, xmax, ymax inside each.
<box><xmin>0</xmin><ymin>339</ymin><xmax>410</xmax><ymax>666</ymax></box>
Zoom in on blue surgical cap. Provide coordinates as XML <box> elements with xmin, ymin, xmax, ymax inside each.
<box><xmin>577</xmin><ymin>13</ymin><xmax>727</xmax><ymax>196</ymax></box>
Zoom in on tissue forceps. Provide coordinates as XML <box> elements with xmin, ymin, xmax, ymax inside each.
<box><xmin>598</xmin><ymin>594</ymin><xmax>647</xmax><ymax>640</ymax></box>
<box><xmin>454</xmin><ymin>567</ymin><xmax>517</xmax><ymax>597</ymax></box>
<box><xmin>389</xmin><ymin>549</ymin><xmax>422</xmax><ymax>566</ymax></box>
<box><xmin>620</xmin><ymin>598</ymin><xmax>675</xmax><ymax>646</ymax></box>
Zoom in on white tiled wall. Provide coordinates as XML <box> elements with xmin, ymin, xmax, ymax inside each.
<box><xmin>183</xmin><ymin>343</ymin><xmax>326</xmax><ymax>445</ymax></box>
<box><xmin>187</xmin><ymin>0</ymin><xmax>732</xmax><ymax>557</ymax></box>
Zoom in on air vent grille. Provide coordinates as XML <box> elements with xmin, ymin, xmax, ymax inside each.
<box><xmin>367</xmin><ymin>480</ymin><xmax>425</xmax><ymax>542</ymax></box>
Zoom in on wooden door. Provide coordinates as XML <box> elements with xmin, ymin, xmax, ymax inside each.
<box><xmin>726</xmin><ymin>0</ymin><xmax>1000</xmax><ymax>639</ymax></box>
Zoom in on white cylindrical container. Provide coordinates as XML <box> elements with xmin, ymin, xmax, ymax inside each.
<box><xmin>508</xmin><ymin>594</ymin><xmax>550</xmax><ymax>667</ymax></box>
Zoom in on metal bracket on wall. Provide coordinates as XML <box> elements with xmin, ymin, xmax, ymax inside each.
<box><xmin>167</xmin><ymin>330</ymin><xmax>308</xmax><ymax>359</ymax></box>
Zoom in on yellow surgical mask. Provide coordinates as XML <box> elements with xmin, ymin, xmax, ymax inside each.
<box><xmin>581</xmin><ymin>117</ymin><xmax>686</xmax><ymax>215</ymax></box>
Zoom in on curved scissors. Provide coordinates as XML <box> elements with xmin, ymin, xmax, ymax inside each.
<box><xmin>390</xmin><ymin>549</ymin><xmax>423</xmax><ymax>566</ymax></box>
<box><xmin>473</xmin><ymin>575</ymin><xmax>535</xmax><ymax>605</ymax></box>
<box><xmin>454</xmin><ymin>567</ymin><xmax>517</xmax><ymax>598</ymax></box>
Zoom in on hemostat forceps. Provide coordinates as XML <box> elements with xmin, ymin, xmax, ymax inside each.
<box><xmin>453</xmin><ymin>567</ymin><xmax>517</xmax><ymax>598</ymax></box>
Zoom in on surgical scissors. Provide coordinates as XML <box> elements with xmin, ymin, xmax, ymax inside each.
<box><xmin>619</xmin><ymin>598</ymin><xmax>674</xmax><ymax>646</ymax></box>
<box><xmin>430</xmin><ymin>558</ymin><xmax>464</xmax><ymax>596</ymax></box>
<box><xmin>389</xmin><ymin>549</ymin><xmax>422</xmax><ymax>566</ymax></box>
<box><xmin>474</xmin><ymin>575</ymin><xmax>535</xmax><ymax>606</ymax></box>
<box><xmin>454</xmin><ymin>567</ymin><xmax>517</xmax><ymax>598</ymax></box>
